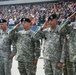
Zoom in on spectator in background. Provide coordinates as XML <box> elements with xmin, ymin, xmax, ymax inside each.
<box><xmin>0</xmin><ymin>1</ymin><xmax>76</xmax><ymax>26</ymax></box>
<box><xmin>8</xmin><ymin>16</ymin><xmax>15</xmax><ymax>26</ymax></box>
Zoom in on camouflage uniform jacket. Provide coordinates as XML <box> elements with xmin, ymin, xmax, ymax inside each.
<box><xmin>34</xmin><ymin>18</ymin><xmax>71</xmax><ymax>63</ymax></box>
<box><xmin>9</xmin><ymin>27</ymin><xmax>40</xmax><ymax>62</ymax></box>
<box><xmin>63</xmin><ymin>22</ymin><xmax>76</xmax><ymax>62</ymax></box>
<box><xmin>0</xmin><ymin>30</ymin><xmax>17</xmax><ymax>59</ymax></box>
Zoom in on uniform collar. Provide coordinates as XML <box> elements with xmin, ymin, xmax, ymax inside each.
<box><xmin>21</xmin><ymin>29</ymin><xmax>33</xmax><ymax>35</ymax></box>
<box><xmin>50</xmin><ymin>27</ymin><xmax>58</xmax><ymax>33</ymax></box>
<box><xmin>0</xmin><ymin>29</ymin><xmax>8</xmax><ymax>34</ymax></box>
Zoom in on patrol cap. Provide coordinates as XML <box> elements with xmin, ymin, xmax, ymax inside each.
<box><xmin>0</xmin><ymin>19</ymin><xmax>7</xmax><ymax>23</ymax></box>
<box><xmin>21</xmin><ymin>18</ymin><xmax>31</xmax><ymax>23</ymax></box>
<box><xmin>48</xmin><ymin>14</ymin><xmax>57</xmax><ymax>21</ymax></box>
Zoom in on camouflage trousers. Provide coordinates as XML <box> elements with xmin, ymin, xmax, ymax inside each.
<box><xmin>63</xmin><ymin>53</ymin><xmax>76</xmax><ymax>75</ymax></box>
<box><xmin>0</xmin><ymin>57</ymin><xmax>12</xmax><ymax>75</ymax></box>
<box><xmin>44</xmin><ymin>59</ymin><xmax>62</xmax><ymax>75</ymax></box>
<box><xmin>18</xmin><ymin>61</ymin><xmax>37</xmax><ymax>75</ymax></box>
<box><xmin>63</xmin><ymin>61</ymin><xmax>76</xmax><ymax>75</ymax></box>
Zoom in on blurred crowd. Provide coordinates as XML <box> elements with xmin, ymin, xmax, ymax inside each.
<box><xmin>0</xmin><ymin>1</ymin><xmax>76</xmax><ymax>26</ymax></box>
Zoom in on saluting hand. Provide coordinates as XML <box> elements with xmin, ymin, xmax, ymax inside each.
<box><xmin>15</xmin><ymin>23</ymin><xmax>21</xmax><ymax>29</ymax></box>
<box><xmin>42</xmin><ymin>20</ymin><xmax>49</xmax><ymax>29</ymax></box>
<box><xmin>69</xmin><ymin>12</ymin><xmax>76</xmax><ymax>19</ymax></box>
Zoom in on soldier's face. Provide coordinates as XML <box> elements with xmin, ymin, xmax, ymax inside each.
<box><xmin>0</xmin><ymin>22</ymin><xmax>7</xmax><ymax>29</ymax></box>
<box><xmin>22</xmin><ymin>21</ymin><xmax>30</xmax><ymax>29</ymax></box>
<box><xmin>49</xmin><ymin>19</ymin><xmax>57</xmax><ymax>28</ymax></box>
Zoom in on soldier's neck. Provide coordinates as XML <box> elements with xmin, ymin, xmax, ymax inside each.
<box><xmin>24</xmin><ymin>27</ymin><xmax>30</xmax><ymax>31</ymax></box>
<box><xmin>2</xmin><ymin>28</ymin><xmax>7</xmax><ymax>32</ymax></box>
<box><xmin>51</xmin><ymin>25</ymin><xmax>57</xmax><ymax>30</ymax></box>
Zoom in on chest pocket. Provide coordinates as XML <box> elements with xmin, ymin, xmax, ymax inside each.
<box><xmin>1</xmin><ymin>34</ymin><xmax>11</xmax><ymax>45</ymax></box>
<box><xmin>26</xmin><ymin>34</ymin><xmax>35</xmax><ymax>48</ymax></box>
<box><xmin>44</xmin><ymin>31</ymin><xmax>60</xmax><ymax>45</ymax></box>
<box><xmin>70</xmin><ymin>29</ymin><xmax>76</xmax><ymax>42</ymax></box>
<box><xmin>44</xmin><ymin>32</ymin><xmax>51</xmax><ymax>40</ymax></box>
<box><xmin>45</xmin><ymin>31</ymin><xmax>59</xmax><ymax>39</ymax></box>
<box><xmin>19</xmin><ymin>34</ymin><xmax>33</xmax><ymax>45</ymax></box>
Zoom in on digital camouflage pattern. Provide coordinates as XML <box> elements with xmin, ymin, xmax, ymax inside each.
<box><xmin>34</xmin><ymin>17</ymin><xmax>71</xmax><ymax>75</ymax></box>
<box><xmin>9</xmin><ymin>27</ymin><xmax>40</xmax><ymax>75</ymax></box>
<box><xmin>63</xmin><ymin>22</ymin><xmax>76</xmax><ymax>75</ymax></box>
<box><xmin>0</xmin><ymin>30</ymin><xmax>17</xmax><ymax>75</ymax></box>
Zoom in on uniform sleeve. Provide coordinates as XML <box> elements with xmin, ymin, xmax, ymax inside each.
<box><xmin>33</xmin><ymin>27</ymin><xmax>45</xmax><ymax>59</ymax></box>
<box><xmin>9</xmin><ymin>26</ymin><xmax>18</xmax><ymax>40</ymax></box>
<box><xmin>58</xmin><ymin>17</ymin><xmax>72</xmax><ymax>35</ymax></box>
<box><xmin>34</xmin><ymin>39</ymin><xmax>41</xmax><ymax>59</ymax></box>
<box><xmin>34</xmin><ymin>27</ymin><xmax>45</xmax><ymax>40</ymax></box>
<box><xmin>10</xmin><ymin>40</ymin><xmax>17</xmax><ymax>57</ymax></box>
<box><xmin>60</xmin><ymin>36</ymin><xmax>66</xmax><ymax>63</ymax></box>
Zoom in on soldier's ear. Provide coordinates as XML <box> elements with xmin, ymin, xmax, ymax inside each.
<box><xmin>21</xmin><ymin>21</ymin><xmax>24</xmax><ymax>25</ymax></box>
<box><xmin>3</xmin><ymin>22</ymin><xmax>7</xmax><ymax>26</ymax></box>
<box><xmin>7</xmin><ymin>22</ymin><xmax>9</xmax><ymax>26</ymax></box>
<box><xmin>29</xmin><ymin>22</ymin><xmax>31</xmax><ymax>26</ymax></box>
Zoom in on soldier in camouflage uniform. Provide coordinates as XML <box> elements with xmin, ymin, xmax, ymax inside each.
<box><xmin>9</xmin><ymin>18</ymin><xmax>40</xmax><ymax>75</ymax></box>
<box><xmin>0</xmin><ymin>19</ymin><xmax>17</xmax><ymax>75</ymax></box>
<box><xmin>34</xmin><ymin>13</ymin><xmax>76</xmax><ymax>75</ymax></box>
<box><xmin>62</xmin><ymin>13</ymin><xmax>76</xmax><ymax>75</ymax></box>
